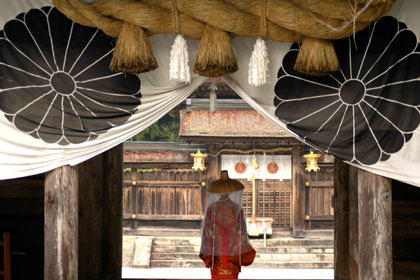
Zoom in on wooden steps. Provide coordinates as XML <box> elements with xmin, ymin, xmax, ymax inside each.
<box><xmin>124</xmin><ymin>235</ymin><xmax>334</xmax><ymax>269</ymax></box>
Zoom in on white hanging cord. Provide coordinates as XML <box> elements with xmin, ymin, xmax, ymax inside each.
<box><xmin>169</xmin><ymin>0</ymin><xmax>191</xmax><ymax>83</ymax></box>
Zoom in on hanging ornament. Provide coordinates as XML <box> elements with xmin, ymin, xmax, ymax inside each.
<box><xmin>169</xmin><ymin>0</ymin><xmax>191</xmax><ymax>83</ymax></box>
<box><xmin>248</xmin><ymin>0</ymin><xmax>269</xmax><ymax>86</ymax></box>
<box><xmin>169</xmin><ymin>34</ymin><xmax>191</xmax><ymax>83</ymax></box>
<box><xmin>248</xmin><ymin>38</ymin><xmax>270</xmax><ymax>86</ymax></box>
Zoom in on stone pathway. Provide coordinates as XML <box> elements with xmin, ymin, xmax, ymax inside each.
<box><xmin>122</xmin><ymin>267</ymin><xmax>334</xmax><ymax>279</ymax></box>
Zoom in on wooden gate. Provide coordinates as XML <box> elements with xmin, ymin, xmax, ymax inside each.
<box><xmin>304</xmin><ymin>165</ymin><xmax>334</xmax><ymax>229</ymax></box>
<box><xmin>240</xmin><ymin>179</ymin><xmax>292</xmax><ymax>229</ymax></box>
<box><xmin>123</xmin><ymin>168</ymin><xmax>206</xmax><ymax>224</ymax></box>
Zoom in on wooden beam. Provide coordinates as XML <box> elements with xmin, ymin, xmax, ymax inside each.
<box><xmin>102</xmin><ymin>144</ymin><xmax>123</xmax><ymax>279</ymax></box>
<box><xmin>334</xmin><ymin>160</ymin><xmax>349</xmax><ymax>280</ymax></box>
<box><xmin>123</xmin><ymin>180</ymin><xmax>202</xmax><ymax>186</ymax></box>
<box><xmin>356</xmin><ymin>168</ymin><xmax>392</xmax><ymax>279</ymax></box>
<box><xmin>123</xmin><ymin>214</ymin><xmax>203</xmax><ymax>220</ymax></box>
<box><xmin>44</xmin><ymin>165</ymin><xmax>78</xmax><ymax>280</ymax></box>
<box><xmin>78</xmin><ymin>154</ymin><xmax>104</xmax><ymax>279</ymax></box>
<box><xmin>292</xmin><ymin>145</ymin><xmax>305</xmax><ymax>237</ymax></box>
<box><xmin>334</xmin><ymin>164</ymin><xmax>392</xmax><ymax>280</ymax></box>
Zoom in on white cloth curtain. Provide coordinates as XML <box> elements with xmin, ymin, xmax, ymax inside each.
<box><xmin>221</xmin><ymin>154</ymin><xmax>291</xmax><ymax>180</ymax></box>
<box><xmin>1</xmin><ymin>0</ymin><xmax>420</xmax><ymax>190</ymax></box>
<box><xmin>0</xmin><ymin>0</ymin><xmax>206</xmax><ymax>178</ymax></box>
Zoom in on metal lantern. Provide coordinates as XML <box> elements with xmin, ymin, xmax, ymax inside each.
<box><xmin>303</xmin><ymin>150</ymin><xmax>321</xmax><ymax>172</ymax></box>
<box><xmin>191</xmin><ymin>149</ymin><xmax>208</xmax><ymax>171</ymax></box>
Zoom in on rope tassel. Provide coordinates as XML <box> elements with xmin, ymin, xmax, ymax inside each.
<box><xmin>169</xmin><ymin>34</ymin><xmax>191</xmax><ymax>83</ymax></box>
<box><xmin>248</xmin><ymin>38</ymin><xmax>270</xmax><ymax>86</ymax></box>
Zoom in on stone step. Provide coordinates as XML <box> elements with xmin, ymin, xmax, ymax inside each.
<box><xmin>151</xmin><ymin>252</ymin><xmax>333</xmax><ymax>262</ymax></box>
<box><xmin>152</xmin><ymin>237</ymin><xmax>333</xmax><ymax>247</ymax></box>
<box><xmin>255</xmin><ymin>253</ymin><xmax>334</xmax><ymax>262</ymax></box>
<box><xmin>150</xmin><ymin>260</ymin><xmax>333</xmax><ymax>269</ymax></box>
<box><xmin>152</xmin><ymin>245</ymin><xmax>333</xmax><ymax>254</ymax></box>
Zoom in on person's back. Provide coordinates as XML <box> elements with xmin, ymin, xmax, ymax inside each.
<box><xmin>199</xmin><ymin>193</ymin><xmax>256</xmax><ymax>279</ymax></box>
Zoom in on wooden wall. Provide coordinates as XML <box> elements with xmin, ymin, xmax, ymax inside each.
<box><xmin>393</xmin><ymin>180</ymin><xmax>420</xmax><ymax>279</ymax></box>
<box><xmin>0</xmin><ymin>144</ymin><xmax>123</xmax><ymax>280</ymax></box>
<box><xmin>240</xmin><ymin>179</ymin><xmax>292</xmax><ymax>229</ymax></box>
<box><xmin>0</xmin><ymin>174</ymin><xmax>44</xmax><ymax>279</ymax></box>
<box><xmin>304</xmin><ymin>164</ymin><xmax>334</xmax><ymax>229</ymax></box>
<box><xmin>122</xmin><ymin>168</ymin><xmax>206</xmax><ymax>228</ymax></box>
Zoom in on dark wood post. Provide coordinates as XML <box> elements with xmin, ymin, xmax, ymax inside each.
<box><xmin>44</xmin><ymin>165</ymin><xmax>78</xmax><ymax>280</ymax></box>
<box><xmin>292</xmin><ymin>145</ymin><xmax>305</xmax><ymax>237</ymax></box>
<box><xmin>334</xmin><ymin>163</ymin><xmax>392</xmax><ymax>280</ymax></box>
<box><xmin>130</xmin><ymin>170</ymin><xmax>138</xmax><ymax>229</ymax></box>
<box><xmin>334</xmin><ymin>160</ymin><xmax>349</xmax><ymax>279</ymax></box>
<box><xmin>78</xmin><ymin>154</ymin><xmax>104</xmax><ymax>279</ymax></box>
<box><xmin>102</xmin><ymin>144</ymin><xmax>123</xmax><ymax>279</ymax></box>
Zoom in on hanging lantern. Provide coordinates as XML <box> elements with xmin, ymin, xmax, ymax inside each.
<box><xmin>191</xmin><ymin>149</ymin><xmax>208</xmax><ymax>172</ymax></box>
<box><xmin>303</xmin><ymin>150</ymin><xmax>321</xmax><ymax>172</ymax></box>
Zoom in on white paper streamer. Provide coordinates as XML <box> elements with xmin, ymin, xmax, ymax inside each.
<box><xmin>248</xmin><ymin>38</ymin><xmax>270</xmax><ymax>86</ymax></box>
<box><xmin>169</xmin><ymin>34</ymin><xmax>191</xmax><ymax>83</ymax></box>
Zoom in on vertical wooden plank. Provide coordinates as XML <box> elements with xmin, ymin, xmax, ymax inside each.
<box><xmin>78</xmin><ymin>154</ymin><xmax>104</xmax><ymax>279</ymax></box>
<box><xmin>45</xmin><ymin>165</ymin><xmax>78</xmax><ymax>280</ymax></box>
<box><xmin>348</xmin><ymin>165</ymin><xmax>359</xmax><ymax>280</ymax></box>
<box><xmin>102</xmin><ymin>144</ymin><xmax>123</xmax><ymax>279</ymax></box>
<box><xmin>334</xmin><ymin>160</ymin><xmax>350</xmax><ymax>280</ymax></box>
<box><xmin>130</xmin><ymin>170</ymin><xmax>138</xmax><ymax>229</ymax></box>
<box><xmin>292</xmin><ymin>145</ymin><xmax>305</xmax><ymax>237</ymax></box>
<box><xmin>206</xmin><ymin>145</ymin><xmax>220</xmax><ymax>185</ymax></box>
<box><xmin>357</xmin><ymin>168</ymin><xmax>392</xmax><ymax>279</ymax></box>
<box><xmin>3</xmin><ymin>232</ymin><xmax>11</xmax><ymax>280</ymax></box>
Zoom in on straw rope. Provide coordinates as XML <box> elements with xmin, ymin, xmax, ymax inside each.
<box><xmin>260</xmin><ymin>0</ymin><xmax>268</xmax><ymax>39</ymax></box>
<box><xmin>172</xmin><ymin>0</ymin><xmax>180</xmax><ymax>34</ymax></box>
<box><xmin>52</xmin><ymin>0</ymin><xmax>394</xmax><ymax>75</ymax></box>
<box><xmin>53</xmin><ymin>0</ymin><xmax>393</xmax><ymax>41</ymax></box>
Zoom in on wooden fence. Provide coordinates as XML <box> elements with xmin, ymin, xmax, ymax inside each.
<box><xmin>123</xmin><ymin>169</ymin><xmax>206</xmax><ymax>225</ymax></box>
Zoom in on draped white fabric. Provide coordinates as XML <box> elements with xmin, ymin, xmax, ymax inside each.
<box><xmin>1</xmin><ymin>0</ymin><xmax>420</xmax><ymax>189</ymax></box>
<box><xmin>0</xmin><ymin>0</ymin><xmax>205</xmax><ymax>179</ymax></box>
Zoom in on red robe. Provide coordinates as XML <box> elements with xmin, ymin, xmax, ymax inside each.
<box><xmin>199</xmin><ymin>196</ymin><xmax>256</xmax><ymax>279</ymax></box>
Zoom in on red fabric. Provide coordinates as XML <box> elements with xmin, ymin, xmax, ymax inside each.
<box><xmin>212</xmin><ymin>273</ymin><xmax>238</xmax><ymax>279</ymax></box>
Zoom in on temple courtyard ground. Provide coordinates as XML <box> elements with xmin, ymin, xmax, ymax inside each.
<box><xmin>122</xmin><ymin>267</ymin><xmax>334</xmax><ymax>279</ymax></box>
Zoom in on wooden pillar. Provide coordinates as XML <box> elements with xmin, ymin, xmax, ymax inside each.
<box><xmin>45</xmin><ymin>165</ymin><xmax>78</xmax><ymax>280</ymax></box>
<box><xmin>78</xmin><ymin>154</ymin><xmax>104</xmax><ymax>279</ymax></box>
<box><xmin>102</xmin><ymin>144</ymin><xmax>123</xmax><ymax>279</ymax></box>
<box><xmin>355</xmin><ymin>168</ymin><xmax>392</xmax><ymax>279</ymax></box>
<box><xmin>292</xmin><ymin>145</ymin><xmax>305</xmax><ymax>237</ymax></box>
<box><xmin>44</xmin><ymin>144</ymin><xmax>123</xmax><ymax>280</ymax></box>
<box><xmin>130</xmin><ymin>170</ymin><xmax>138</xmax><ymax>229</ymax></box>
<box><xmin>334</xmin><ymin>160</ymin><xmax>350</xmax><ymax>279</ymax></box>
<box><xmin>334</xmin><ymin>162</ymin><xmax>392</xmax><ymax>280</ymax></box>
<box><xmin>206</xmin><ymin>144</ymin><xmax>220</xmax><ymax>183</ymax></box>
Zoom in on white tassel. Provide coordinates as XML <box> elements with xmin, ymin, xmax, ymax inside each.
<box><xmin>169</xmin><ymin>34</ymin><xmax>191</xmax><ymax>83</ymax></box>
<box><xmin>248</xmin><ymin>38</ymin><xmax>270</xmax><ymax>86</ymax></box>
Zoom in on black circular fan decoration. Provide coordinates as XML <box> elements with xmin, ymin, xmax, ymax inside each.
<box><xmin>0</xmin><ymin>7</ymin><xmax>141</xmax><ymax>145</ymax></box>
<box><xmin>274</xmin><ymin>16</ymin><xmax>420</xmax><ymax>165</ymax></box>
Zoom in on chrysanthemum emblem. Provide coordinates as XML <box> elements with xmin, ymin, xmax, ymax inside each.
<box><xmin>0</xmin><ymin>7</ymin><xmax>141</xmax><ymax>145</ymax></box>
<box><xmin>274</xmin><ymin>16</ymin><xmax>420</xmax><ymax>165</ymax></box>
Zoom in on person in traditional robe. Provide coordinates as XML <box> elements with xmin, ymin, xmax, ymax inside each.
<box><xmin>199</xmin><ymin>171</ymin><xmax>256</xmax><ymax>279</ymax></box>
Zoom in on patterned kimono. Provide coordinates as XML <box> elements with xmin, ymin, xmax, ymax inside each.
<box><xmin>199</xmin><ymin>194</ymin><xmax>256</xmax><ymax>279</ymax></box>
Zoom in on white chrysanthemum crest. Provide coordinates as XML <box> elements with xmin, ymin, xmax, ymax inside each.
<box><xmin>169</xmin><ymin>34</ymin><xmax>191</xmax><ymax>84</ymax></box>
<box><xmin>248</xmin><ymin>38</ymin><xmax>270</xmax><ymax>86</ymax></box>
